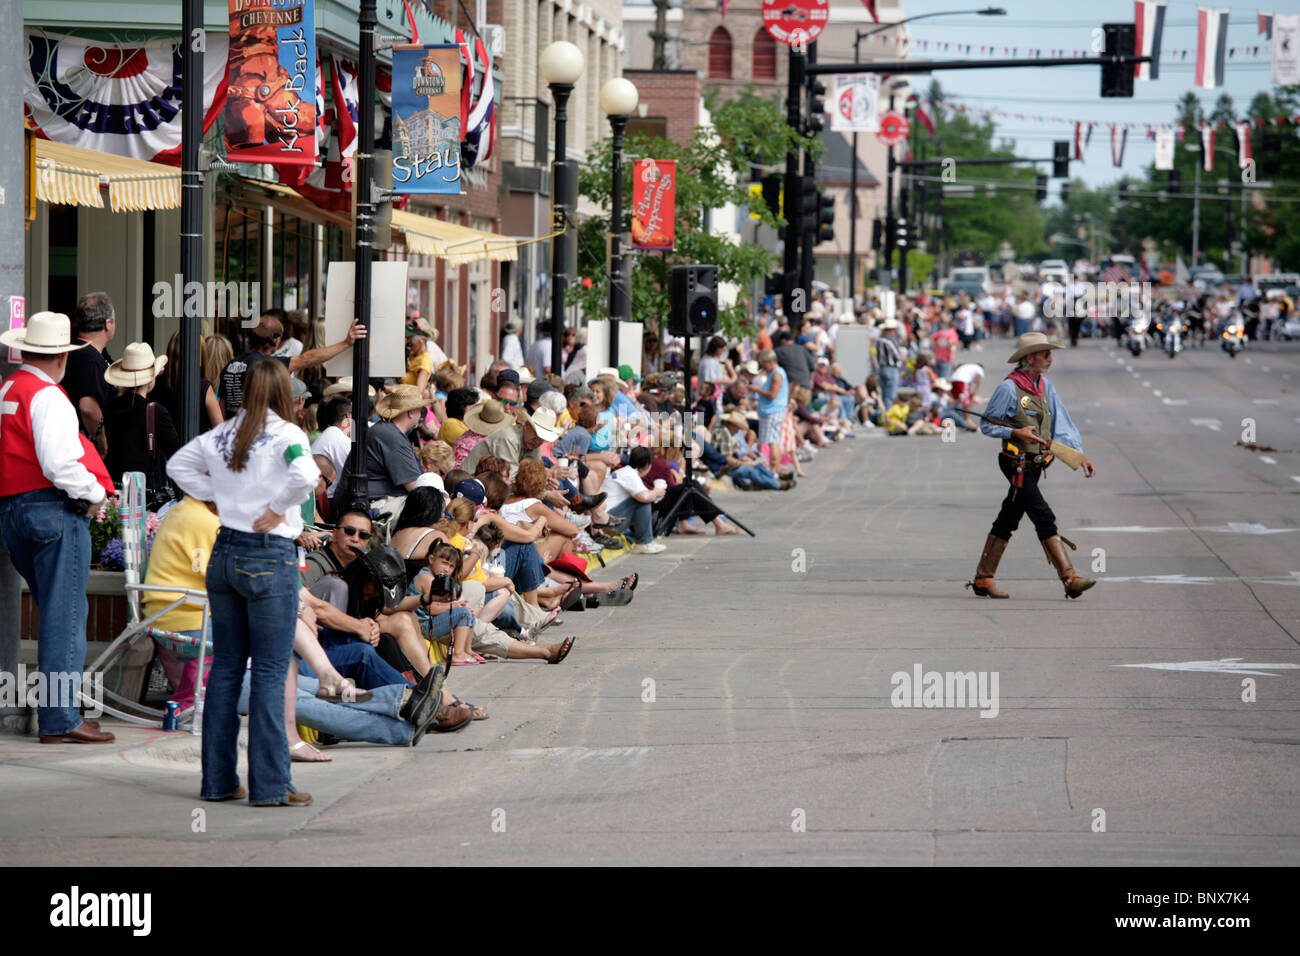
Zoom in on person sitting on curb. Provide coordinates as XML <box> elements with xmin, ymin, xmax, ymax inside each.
<box><xmin>601</xmin><ymin>447</ymin><xmax>668</xmax><ymax>554</ymax></box>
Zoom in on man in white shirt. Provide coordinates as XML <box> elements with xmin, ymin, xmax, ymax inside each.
<box><xmin>525</xmin><ymin>330</ymin><xmax>553</xmax><ymax>377</ymax></box>
<box><xmin>600</xmin><ymin>447</ymin><xmax>667</xmax><ymax>553</ymax></box>
<box><xmin>500</xmin><ymin>318</ymin><xmax>525</xmax><ymax>370</ymax></box>
<box><xmin>311</xmin><ymin>394</ymin><xmax>353</xmax><ymax>498</ymax></box>
<box><xmin>0</xmin><ymin>312</ymin><xmax>114</xmax><ymax>744</ymax></box>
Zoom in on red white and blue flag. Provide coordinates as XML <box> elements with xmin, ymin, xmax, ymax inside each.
<box><xmin>1111</xmin><ymin>126</ymin><xmax>1128</xmax><ymax>167</ymax></box>
<box><xmin>1199</xmin><ymin>123</ymin><xmax>1216</xmax><ymax>171</ymax></box>
<box><xmin>1134</xmin><ymin>1</ymin><xmax>1167</xmax><ymax>80</ymax></box>
<box><xmin>1235</xmin><ymin>120</ymin><xmax>1252</xmax><ymax>167</ymax></box>
<box><xmin>862</xmin><ymin>1</ymin><xmax>879</xmax><ymax>23</ymax></box>
<box><xmin>1259</xmin><ymin>12</ymin><xmax>1273</xmax><ymax>40</ymax></box>
<box><xmin>23</xmin><ymin>31</ymin><xmax>228</xmax><ymax>163</ymax></box>
<box><xmin>1195</xmin><ymin>7</ymin><xmax>1230</xmax><ymax>88</ymax></box>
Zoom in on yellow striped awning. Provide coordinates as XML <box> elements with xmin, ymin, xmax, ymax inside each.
<box><xmin>34</xmin><ymin>139</ymin><xmax>181</xmax><ymax>212</ymax></box>
<box><xmin>392</xmin><ymin>208</ymin><xmax>518</xmax><ymax>266</ymax></box>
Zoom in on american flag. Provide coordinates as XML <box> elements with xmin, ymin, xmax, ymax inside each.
<box><xmin>1103</xmin><ymin>264</ymin><xmax>1130</xmax><ymax>284</ymax></box>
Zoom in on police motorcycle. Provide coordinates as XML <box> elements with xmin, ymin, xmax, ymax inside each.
<box><xmin>1154</xmin><ymin>303</ymin><xmax>1185</xmax><ymax>359</ymax></box>
<box><xmin>1123</xmin><ymin>310</ymin><xmax>1150</xmax><ymax>357</ymax></box>
<box><xmin>1220</xmin><ymin>314</ymin><xmax>1247</xmax><ymax>358</ymax></box>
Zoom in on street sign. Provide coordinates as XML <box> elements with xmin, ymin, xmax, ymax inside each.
<box><xmin>876</xmin><ymin>110</ymin><xmax>909</xmax><ymax>146</ymax></box>
<box><xmin>761</xmin><ymin>0</ymin><xmax>830</xmax><ymax>48</ymax></box>
<box><xmin>830</xmin><ymin>74</ymin><xmax>879</xmax><ymax>132</ymax></box>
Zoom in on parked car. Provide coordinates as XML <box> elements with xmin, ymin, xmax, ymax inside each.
<box><xmin>1190</xmin><ymin>265</ymin><xmax>1225</xmax><ymax>290</ymax></box>
<box><xmin>1039</xmin><ymin>259</ymin><xmax>1071</xmax><ymax>283</ymax></box>
<box><xmin>944</xmin><ymin>267</ymin><xmax>992</xmax><ymax>298</ymax></box>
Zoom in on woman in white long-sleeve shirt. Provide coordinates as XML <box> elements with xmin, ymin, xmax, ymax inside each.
<box><xmin>168</xmin><ymin>359</ymin><xmax>321</xmax><ymax>807</ymax></box>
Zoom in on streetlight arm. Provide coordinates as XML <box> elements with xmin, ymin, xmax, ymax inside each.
<box><xmin>856</xmin><ymin>7</ymin><xmax>1005</xmax><ymax>42</ymax></box>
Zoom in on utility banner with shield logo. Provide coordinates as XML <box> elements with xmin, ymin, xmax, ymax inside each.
<box><xmin>391</xmin><ymin>44</ymin><xmax>463</xmax><ymax>195</ymax></box>
<box><xmin>224</xmin><ymin>0</ymin><xmax>318</xmax><ymax>165</ymax></box>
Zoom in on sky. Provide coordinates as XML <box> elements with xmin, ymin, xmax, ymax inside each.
<box><xmin>851</xmin><ymin>0</ymin><xmax>1285</xmax><ymax>189</ymax></box>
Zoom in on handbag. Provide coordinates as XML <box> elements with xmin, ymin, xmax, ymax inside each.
<box><xmin>144</xmin><ymin>403</ymin><xmax>177</xmax><ymax>512</ymax></box>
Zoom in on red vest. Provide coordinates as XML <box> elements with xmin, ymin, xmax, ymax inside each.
<box><xmin>0</xmin><ymin>369</ymin><xmax>115</xmax><ymax>500</ymax></box>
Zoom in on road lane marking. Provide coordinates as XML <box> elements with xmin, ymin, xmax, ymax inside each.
<box><xmin>1253</xmin><ymin>399</ymin><xmax>1280</xmax><ymax>405</ymax></box>
<box><xmin>1190</xmin><ymin>417</ymin><xmax>1222</xmax><ymax>431</ymax></box>
<box><xmin>1162</xmin><ymin>397</ymin><xmax>1188</xmax><ymax>405</ymax></box>
<box><xmin>1074</xmin><ymin>523</ymin><xmax>1296</xmax><ymax>534</ymax></box>
<box><xmin>1117</xmin><ymin>658</ymin><xmax>1300</xmax><ymax>677</ymax></box>
<box><xmin>1260</xmin><ymin>456</ymin><xmax>1277</xmax><ymax>464</ymax></box>
<box><xmin>1262</xmin><ymin>366</ymin><xmax>1271</xmax><ymax>372</ymax></box>
<box><xmin>1153</xmin><ymin>389</ymin><xmax>1162</xmax><ymax>396</ymax></box>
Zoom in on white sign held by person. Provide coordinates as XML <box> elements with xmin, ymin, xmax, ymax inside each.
<box><xmin>324</xmin><ymin>261</ymin><xmax>410</xmax><ymax>379</ymax></box>
<box><xmin>1154</xmin><ymin>129</ymin><xmax>1175</xmax><ymax>170</ymax></box>
<box><xmin>830</xmin><ymin>75</ymin><xmax>879</xmax><ymax>132</ymax></box>
<box><xmin>1273</xmin><ymin>15</ymin><xmax>1300</xmax><ymax>86</ymax></box>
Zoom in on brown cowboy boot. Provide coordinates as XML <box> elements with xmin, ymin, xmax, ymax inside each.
<box><xmin>1042</xmin><ymin>535</ymin><xmax>1096</xmax><ymax>599</ymax></box>
<box><xmin>967</xmin><ymin>534</ymin><xmax>1010</xmax><ymax>598</ymax></box>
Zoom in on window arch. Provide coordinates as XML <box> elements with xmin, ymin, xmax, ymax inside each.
<box><xmin>752</xmin><ymin>28</ymin><xmax>776</xmax><ymax>80</ymax></box>
<box><xmin>708</xmin><ymin>26</ymin><xmax>732</xmax><ymax>79</ymax></box>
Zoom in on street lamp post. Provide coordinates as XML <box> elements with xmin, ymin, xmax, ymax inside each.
<box><xmin>601</xmin><ymin>77</ymin><xmax>639</xmax><ymax>366</ymax></box>
<box><xmin>541</xmin><ymin>41</ymin><xmax>586</xmax><ymax>376</ymax></box>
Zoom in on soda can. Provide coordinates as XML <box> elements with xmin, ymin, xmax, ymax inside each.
<box><xmin>163</xmin><ymin>701</ymin><xmax>180</xmax><ymax>731</ymax></box>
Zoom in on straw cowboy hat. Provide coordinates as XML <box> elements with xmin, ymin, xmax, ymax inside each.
<box><xmin>504</xmin><ymin>317</ymin><xmax>523</xmax><ymax>334</ymax></box>
<box><xmin>323</xmin><ymin>376</ymin><xmax>376</xmax><ymax>399</ymax></box>
<box><xmin>104</xmin><ymin>342</ymin><xmax>167</xmax><ymax>388</ymax></box>
<box><xmin>934</xmin><ymin>377</ymin><xmax>953</xmax><ymax>392</ymax></box>
<box><xmin>722</xmin><ymin>410</ymin><xmax>749</xmax><ymax>429</ymax></box>
<box><xmin>375</xmin><ymin>384</ymin><xmax>426</xmax><ymax>419</ymax></box>
<box><xmin>879</xmin><ymin>317</ymin><xmax>900</xmax><ymax>330</ymax></box>
<box><xmin>463</xmin><ymin>398</ymin><xmax>514</xmax><ymax>436</ymax></box>
<box><xmin>0</xmin><ymin>311</ymin><xmax>87</xmax><ymax>355</ymax></box>
<box><xmin>516</xmin><ymin>366</ymin><xmax>535</xmax><ymax>384</ymax></box>
<box><xmin>1007</xmin><ymin>332</ymin><xmax>1064</xmax><ymax>364</ymax></box>
<box><xmin>524</xmin><ymin>407</ymin><xmax>563</xmax><ymax>442</ymax></box>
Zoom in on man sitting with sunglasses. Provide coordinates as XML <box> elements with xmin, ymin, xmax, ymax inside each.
<box><xmin>300</xmin><ymin>510</ymin><xmax>436</xmax><ymax>683</ymax></box>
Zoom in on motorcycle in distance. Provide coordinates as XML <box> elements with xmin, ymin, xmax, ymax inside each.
<box><xmin>1220</xmin><ymin>317</ymin><xmax>1246</xmax><ymax>358</ymax></box>
<box><xmin>1124</xmin><ymin>312</ymin><xmax>1149</xmax><ymax>357</ymax></box>
<box><xmin>1155</xmin><ymin>306</ymin><xmax>1185</xmax><ymax>359</ymax></box>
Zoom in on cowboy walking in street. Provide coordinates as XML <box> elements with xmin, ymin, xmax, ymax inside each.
<box><xmin>968</xmin><ymin>332</ymin><xmax>1098</xmax><ymax>600</ymax></box>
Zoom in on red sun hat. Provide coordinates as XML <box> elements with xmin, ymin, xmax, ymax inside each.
<box><xmin>546</xmin><ymin>551</ymin><xmax>592</xmax><ymax>583</ymax></box>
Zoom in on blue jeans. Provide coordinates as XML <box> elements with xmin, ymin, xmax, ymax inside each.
<box><xmin>201</xmin><ymin>529</ymin><xmax>299</xmax><ymax>805</ymax></box>
<box><xmin>501</xmin><ymin>540</ymin><xmax>546</xmax><ymax>592</ymax></box>
<box><xmin>609</xmin><ymin>497</ymin><xmax>653</xmax><ymax>544</ymax></box>
<box><xmin>837</xmin><ymin>394</ymin><xmax>856</xmax><ymax>423</ymax></box>
<box><xmin>303</xmin><ymin>638</ymin><xmax>410</xmax><ymax>689</ymax></box>
<box><xmin>485</xmin><ymin>590</ymin><xmax>519</xmax><ymax>631</ymax></box>
<box><xmin>878</xmin><ymin>366</ymin><xmax>899</xmax><ymax>410</ymax></box>
<box><xmin>241</xmin><ymin>672</ymin><xmax>413</xmax><ymax>746</ymax></box>
<box><xmin>730</xmin><ymin>464</ymin><xmax>780</xmax><ymax>490</ymax></box>
<box><xmin>935</xmin><ymin>360</ymin><xmax>953</xmax><ymax>381</ymax></box>
<box><xmin>0</xmin><ymin>489</ymin><xmax>90</xmax><ymax>735</ymax></box>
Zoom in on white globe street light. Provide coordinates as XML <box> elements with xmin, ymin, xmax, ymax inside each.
<box><xmin>600</xmin><ymin>77</ymin><xmax>640</xmax><ymax>360</ymax></box>
<box><xmin>540</xmin><ymin>41</ymin><xmax>586</xmax><ymax>372</ymax></box>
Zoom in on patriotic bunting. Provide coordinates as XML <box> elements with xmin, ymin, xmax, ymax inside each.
<box><xmin>1111</xmin><ymin>126</ymin><xmax>1128</xmax><ymax>167</ymax></box>
<box><xmin>1195</xmin><ymin>7</ymin><xmax>1230</xmax><ymax>89</ymax></box>
<box><xmin>1259</xmin><ymin>12</ymin><xmax>1273</xmax><ymax>40</ymax></box>
<box><xmin>1134</xmin><ymin>1</ymin><xmax>1167</xmax><ymax>81</ymax></box>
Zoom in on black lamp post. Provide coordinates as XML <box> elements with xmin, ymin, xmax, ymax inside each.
<box><xmin>600</xmin><ymin>76</ymin><xmax>638</xmax><ymax>366</ymax></box>
<box><xmin>540</xmin><ymin>41</ymin><xmax>586</xmax><ymax>375</ymax></box>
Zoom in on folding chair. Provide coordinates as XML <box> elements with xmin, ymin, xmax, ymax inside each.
<box><xmin>80</xmin><ymin>473</ymin><xmax>212</xmax><ymax>733</ymax></box>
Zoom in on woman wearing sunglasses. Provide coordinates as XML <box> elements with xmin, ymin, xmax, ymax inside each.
<box><xmin>168</xmin><ymin>359</ymin><xmax>322</xmax><ymax>808</ymax></box>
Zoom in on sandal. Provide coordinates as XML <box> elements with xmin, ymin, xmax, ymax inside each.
<box><xmin>714</xmin><ymin>525</ymin><xmax>743</xmax><ymax>536</ymax></box>
<box><xmin>619</xmin><ymin>573</ymin><xmax>638</xmax><ymax>592</ymax></box>
<box><xmin>315</xmin><ymin>681</ymin><xmax>374</xmax><ymax>703</ymax></box>
<box><xmin>432</xmin><ymin>697</ymin><xmax>474</xmax><ymax>732</ymax></box>
<box><xmin>455</xmin><ymin>697</ymin><xmax>489</xmax><ymax>721</ymax></box>
<box><xmin>675</xmin><ymin>524</ymin><xmax>706</xmax><ymax>535</ymax></box>
<box><xmin>290</xmin><ymin>740</ymin><xmax>332</xmax><ymax>763</ymax></box>
<box><xmin>450</xmin><ymin>658</ymin><xmax>485</xmax><ymax>666</ymax></box>
<box><xmin>548</xmin><ymin>635</ymin><xmax>576</xmax><ymax>664</ymax></box>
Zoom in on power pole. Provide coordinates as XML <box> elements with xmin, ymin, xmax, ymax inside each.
<box><xmin>651</xmin><ymin>0</ymin><xmax>670</xmax><ymax>71</ymax></box>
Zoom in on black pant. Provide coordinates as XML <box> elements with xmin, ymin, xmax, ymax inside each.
<box><xmin>990</xmin><ymin>456</ymin><xmax>1057</xmax><ymax>542</ymax></box>
<box><xmin>1068</xmin><ymin>316</ymin><xmax>1083</xmax><ymax>347</ymax></box>
<box><xmin>653</xmin><ymin>481</ymin><xmax>720</xmax><ymax>525</ymax></box>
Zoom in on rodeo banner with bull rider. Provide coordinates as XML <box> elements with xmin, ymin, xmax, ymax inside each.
<box><xmin>224</xmin><ymin>0</ymin><xmax>319</xmax><ymax>165</ymax></box>
<box><xmin>390</xmin><ymin>44</ymin><xmax>463</xmax><ymax>195</ymax></box>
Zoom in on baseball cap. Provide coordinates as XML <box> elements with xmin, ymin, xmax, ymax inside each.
<box><xmin>453</xmin><ymin>478</ymin><xmax>486</xmax><ymax>506</ymax></box>
<box><xmin>291</xmin><ymin>377</ymin><xmax>310</xmax><ymax>400</ymax></box>
<box><xmin>494</xmin><ymin>369</ymin><xmax>521</xmax><ymax>389</ymax></box>
<box><xmin>526</xmin><ymin>378</ymin><xmax>554</xmax><ymax>403</ymax></box>
<box><xmin>618</xmin><ymin>364</ymin><xmax>640</xmax><ymax>382</ymax></box>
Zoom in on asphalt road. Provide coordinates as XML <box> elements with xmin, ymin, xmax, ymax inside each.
<box><xmin>1</xmin><ymin>335</ymin><xmax>1297</xmax><ymax>866</ymax></box>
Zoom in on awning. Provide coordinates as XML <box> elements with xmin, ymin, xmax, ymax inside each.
<box><xmin>34</xmin><ymin>139</ymin><xmax>181</xmax><ymax>212</ymax></box>
<box><xmin>392</xmin><ymin>208</ymin><xmax>518</xmax><ymax>267</ymax></box>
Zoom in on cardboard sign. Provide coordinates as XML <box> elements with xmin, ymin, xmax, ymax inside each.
<box><xmin>224</xmin><ymin>0</ymin><xmax>319</xmax><ymax>165</ymax></box>
<box><xmin>631</xmin><ymin>159</ymin><xmax>676</xmax><ymax>251</ymax></box>
<box><xmin>391</xmin><ymin>45</ymin><xmax>463</xmax><ymax>195</ymax></box>
<box><xmin>323</xmin><ymin>261</ymin><xmax>410</xmax><ymax>380</ymax></box>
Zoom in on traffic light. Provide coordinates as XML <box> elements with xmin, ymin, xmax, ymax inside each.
<box><xmin>805</xmin><ymin>78</ymin><xmax>827</xmax><ymax>134</ymax></box>
<box><xmin>1053</xmin><ymin>141</ymin><xmax>1070</xmax><ymax>178</ymax></box>
<box><xmin>1118</xmin><ymin>183</ymin><xmax>1129</xmax><ymax>202</ymax></box>
<box><xmin>1101</xmin><ymin>22</ymin><xmax>1136</xmax><ymax>98</ymax></box>
<box><xmin>764</xmin><ymin>273</ymin><xmax>785</xmax><ymax>297</ymax></box>
<box><xmin>798</xmin><ymin>175</ymin><xmax>818</xmax><ymax>233</ymax></box>
<box><xmin>871</xmin><ymin>218</ymin><xmax>884</xmax><ymax>251</ymax></box>
<box><xmin>816</xmin><ymin>191</ymin><xmax>835</xmax><ymax>244</ymax></box>
<box><xmin>894</xmin><ymin>217</ymin><xmax>909</xmax><ymax>250</ymax></box>
<box><xmin>1036</xmin><ymin>175</ymin><xmax>1048</xmax><ymax>202</ymax></box>
<box><xmin>1060</xmin><ymin>183</ymin><xmax>1070</xmax><ymax>204</ymax></box>
<box><xmin>760</xmin><ymin>174</ymin><xmax>783</xmax><ymax>218</ymax></box>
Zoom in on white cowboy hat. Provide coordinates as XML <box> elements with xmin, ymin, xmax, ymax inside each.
<box><xmin>879</xmin><ymin>318</ymin><xmax>900</xmax><ymax>330</ymax></box>
<box><xmin>1</xmin><ymin>311</ymin><xmax>87</xmax><ymax>355</ymax></box>
<box><xmin>1007</xmin><ymin>332</ymin><xmax>1064</xmax><ymax>364</ymax></box>
<box><xmin>524</xmin><ymin>406</ymin><xmax>563</xmax><ymax>442</ymax></box>
<box><xmin>323</xmin><ymin>377</ymin><xmax>376</xmax><ymax>399</ymax></box>
<box><xmin>516</xmin><ymin>366</ymin><xmax>535</xmax><ymax>384</ymax></box>
<box><xmin>104</xmin><ymin>342</ymin><xmax>167</xmax><ymax>388</ymax></box>
<box><xmin>504</xmin><ymin>317</ymin><xmax>523</xmax><ymax>334</ymax></box>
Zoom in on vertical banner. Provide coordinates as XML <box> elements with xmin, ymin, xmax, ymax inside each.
<box><xmin>830</xmin><ymin>75</ymin><xmax>880</xmax><ymax>132</ymax></box>
<box><xmin>1154</xmin><ymin>128</ymin><xmax>1175</xmax><ymax>170</ymax></box>
<box><xmin>631</xmin><ymin>159</ymin><xmax>676</xmax><ymax>251</ymax></box>
<box><xmin>224</xmin><ymin>0</ymin><xmax>318</xmax><ymax>165</ymax></box>
<box><xmin>390</xmin><ymin>45</ymin><xmax>463</xmax><ymax>195</ymax></box>
<box><xmin>1273</xmin><ymin>14</ymin><xmax>1300</xmax><ymax>86</ymax></box>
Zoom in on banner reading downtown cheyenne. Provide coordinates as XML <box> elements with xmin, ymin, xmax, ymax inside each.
<box><xmin>631</xmin><ymin>159</ymin><xmax>676</xmax><ymax>251</ymax></box>
<box><xmin>224</xmin><ymin>0</ymin><xmax>318</xmax><ymax>165</ymax></box>
<box><xmin>390</xmin><ymin>45</ymin><xmax>463</xmax><ymax>195</ymax></box>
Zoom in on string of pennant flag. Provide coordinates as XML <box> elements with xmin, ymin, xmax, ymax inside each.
<box><xmin>945</xmin><ymin>102</ymin><xmax>1300</xmax><ymax>133</ymax></box>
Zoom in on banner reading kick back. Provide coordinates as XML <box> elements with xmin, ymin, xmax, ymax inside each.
<box><xmin>631</xmin><ymin>159</ymin><xmax>676</xmax><ymax>251</ymax></box>
<box><xmin>224</xmin><ymin>0</ymin><xmax>318</xmax><ymax>165</ymax></box>
<box><xmin>390</xmin><ymin>44</ymin><xmax>463</xmax><ymax>195</ymax></box>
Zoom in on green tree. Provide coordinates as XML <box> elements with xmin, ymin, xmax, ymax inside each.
<box><xmin>569</xmin><ymin>88</ymin><xmax>815</xmax><ymax>339</ymax></box>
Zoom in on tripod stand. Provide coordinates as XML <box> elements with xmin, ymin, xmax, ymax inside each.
<box><xmin>653</xmin><ymin>334</ymin><xmax>756</xmax><ymax>538</ymax></box>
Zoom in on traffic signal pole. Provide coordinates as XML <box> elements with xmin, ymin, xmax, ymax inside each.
<box><xmin>799</xmin><ymin>42</ymin><xmax>818</xmax><ymax>322</ymax></box>
<box><xmin>783</xmin><ymin>46</ymin><xmax>805</xmax><ymax>332</ymax></box>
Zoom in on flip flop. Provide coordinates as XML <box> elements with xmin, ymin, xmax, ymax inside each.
<box><xmin>675</xmin><ymin>524</ymin><xmax>706</xmax><ymax>535</ymax></box>
<box><xmin>432</xmin><ymin>698</ymin><xmax>474</xmax><ymax>732</ymax></box>
<box><xmin>454</xmin><ymin>697</ymin><xmax>489</xmax><ymax>720</ymax></box>
<box><xmin>715</xmin><ymin>525</ymin><xmax>743</xmax><ymax>536</ymax></box>
<box><xmin>619</xmin><ymin>573</ymin><xmax>638</xmax><ymax>591</ymax></box>
<box><xmin>548</xmin><ymin>635</ymin><xmax>576</xmax><ymax>664</ymax></box>
<box><xmin>290</xmin><ymin>741</ymin><xmax>332</xmax><ymax>763</ymax></box>
<box><xmin>450</xmin><ymin>658</ymin><xmax>485</xmax><ymax>667</ymax></box>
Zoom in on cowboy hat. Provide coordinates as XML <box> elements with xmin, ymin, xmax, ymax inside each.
<box><xmin>879</xmin><ymin>318</ymin><xmax>900</xmax><ymax>330</ymax></box>
<box><xmin>0</xmin><ymin>311</ymin><xmax>87</xmax><ymax>355</ymax></box>
<box><xmin>524</xmin><ymin>406</ymin><xmax>563</xmax><ymax>442</ymax></box>
<box><xmin>374</xmin><ymin>384</ymin><xmax>426</xmax><ymax>419</ymax></box>
<box><xmin>742</xmin><ymin>359</ymin><xmax>760</xmax><ymax>375</ymax></box>
<box><xmin>104</xmin><ymin>342</ymin><xmax>167</xmax><ymax>388</ymax></box>
<box><xmin>463</xmin><ymin>399</ymin><xmax>514</xmax><ymax>436</ymax></box>
<box><xmin>722</xmin><ymin>410</ymin><xmax>749</xmax><ymax>429</ymax></box>
<box><xmin>838</xmin><ymin>311</ymin><xmax>856</xmax><ymax>324</ymax></box>
<box><xmin>406</xmin><ymin>316</ymin><xmax>437</xmax><ymax>340</ymax></box>
<box><xmin>516</xmin><ymin>366</ymin><xmax>535</xmax><ymax>384</ymax></box>
<box><xmin>933</xmin><ymin>377</ymin><xmax>953</xmax><ymax>392</ymax></box>
<box><xmin>504</xmin><ymin>317</ymin><xmax>523</xmax><ymax>334</ymax></box>
<box><xmin>1007</xmin><ymin>332</ymin><xmax>1064</xmax><ymax>364</ymax></box>
<box><xmin>323</xmin><ymin>376</ymin><xmax>376</xmax><ymax>399</ymax></box>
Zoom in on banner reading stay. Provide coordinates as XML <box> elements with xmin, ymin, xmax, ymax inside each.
<box><xmin>631</xmin><ymin>159</ymin><xmax>676</xmax><ymax>251</ymax></box>
<box><xmin>224</xmin><ymin>0</ymin><xmax>318</xmax><ymax>165</ymax></box>
<box><xmin>390</xmin><ymin>45</ymin><xmax>463</xmax><ymax>195</ymax></box>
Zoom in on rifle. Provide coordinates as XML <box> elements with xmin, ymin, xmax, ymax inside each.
<box><xmin>945</xmin><ymin>408</ymin><xmax>1086</xmax><ymax>471</ymax></box>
